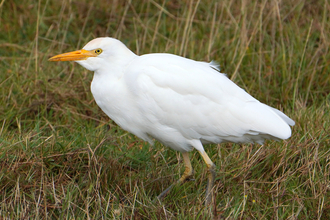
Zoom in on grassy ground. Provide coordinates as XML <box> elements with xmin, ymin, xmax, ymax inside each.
<box><xmin>1</xmin><ymin>0</ymin><xmax>330</xmax><ymax>219</ymax></box>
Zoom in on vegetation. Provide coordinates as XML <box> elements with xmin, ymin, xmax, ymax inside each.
<box><xmin>1</xmin><ymin>0</ymin><xmax>329</xmax><ymax>219</ymax></box>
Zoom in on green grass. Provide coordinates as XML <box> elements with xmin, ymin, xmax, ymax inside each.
<box><xmin>1</xmin><ymin>0</ymin><xmax>330</xmax><ymax>219</ymax></box>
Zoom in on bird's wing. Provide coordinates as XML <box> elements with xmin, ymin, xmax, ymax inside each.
<box><xmin>124</xmin><ymin>53</ymin><xmax>292</xmax><ymax>145</ymax></box>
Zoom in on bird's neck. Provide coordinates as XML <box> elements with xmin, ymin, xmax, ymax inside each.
<box><xmin>95</xmin><ymin>53</ymin><xmax>137</xmax><ymax>78</ymax></box>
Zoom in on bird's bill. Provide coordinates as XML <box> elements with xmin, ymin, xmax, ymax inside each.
<box><xmin>48</xmin><ymin>49</ymin><xmax>96</xmax><ymax>62</ymax></box>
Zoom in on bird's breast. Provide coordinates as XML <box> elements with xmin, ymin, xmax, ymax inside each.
<box><xmin>90</xmin><ymin>73</ymin><xmax>148</xmax><ymax>137</ymax></box>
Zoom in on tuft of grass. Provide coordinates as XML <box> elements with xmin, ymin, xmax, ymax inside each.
<box><xmin>1</xmin><ymin>0</ymin><xmax>330</xmax><ymax>219</ymax></box>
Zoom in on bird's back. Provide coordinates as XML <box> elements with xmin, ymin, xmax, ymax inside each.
<box><xmin>119</xmin><ymin>53</ymin><xmax>294</xmax><ymax>151</ymax></box>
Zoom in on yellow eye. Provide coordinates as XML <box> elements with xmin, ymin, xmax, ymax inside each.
<box><xmin>94</xmin><ymin>48</ymin><xmax>103</xmax><ymax>55</ymax></box>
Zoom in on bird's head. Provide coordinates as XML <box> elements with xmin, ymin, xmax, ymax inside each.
<box><xmin>49</xmin><ymin>37</ymin><xmax>136</xmax><ymax>72</ymax></box>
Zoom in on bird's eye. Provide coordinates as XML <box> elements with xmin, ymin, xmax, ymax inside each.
<box><xmin>94</xmin><ymin>48</ymin><xmax>103</xmax><ymax>55</ymax></box>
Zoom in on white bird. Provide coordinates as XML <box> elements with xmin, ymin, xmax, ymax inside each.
<box><xmin>49</xmin><ymin>37</ymin><xmax>294</xmax><ymax>205</ymax></box>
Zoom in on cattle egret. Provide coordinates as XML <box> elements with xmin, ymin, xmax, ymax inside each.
<box><xmin>49</xmin><ymin>37</ymin><xmax>294</xmax><ymax>205</ymax></box>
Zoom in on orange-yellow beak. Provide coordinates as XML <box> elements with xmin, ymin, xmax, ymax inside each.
<box><xmin>48</xmin><ymin>49</ymin><xmax>96</xmax><ymax>62</ymax></box>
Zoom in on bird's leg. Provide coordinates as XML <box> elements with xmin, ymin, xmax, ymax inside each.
<box><xmin>157</xmin><ymin>152</ymin><xmax>193</xmax><ymax>200</ymax></box>
<box><xmin>178</xmin><ymin>152</ymin><xmax>194</xmax><ymax>182</ymax></box>
<box><xmin>199</xmin><ymin>150</ymin><xmax>216</xmax><ymax>206</ymax></box>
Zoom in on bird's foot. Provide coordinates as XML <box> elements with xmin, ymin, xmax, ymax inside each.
<box><xmin>205</xmin><ymin>164</ymin><xmax>216</xmax><ymax>206</ymax></box>
<box><xmin>155</xmin><ymin>152</ymin><xmax>194</xmax><ymax>203</ymax></box>
<box><xmin>156</xmin><ymin>184</ymin><xmax>175</xmax><ymax>201</ymax></box>
<box><xmin>156</xmin><ymin>174</ymin><xmax>194</xmax><ymax>202</ymax></box>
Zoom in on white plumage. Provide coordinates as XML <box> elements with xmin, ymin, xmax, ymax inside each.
<box><xmin>49</xmin><ymin>37</ymin><xmax>294</xmax><ymax>205</ymax></box>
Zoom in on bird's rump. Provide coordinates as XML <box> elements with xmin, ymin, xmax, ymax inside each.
<box><xmin>124</xmin><ymin>53</ymin><xmax>293</xmax><ymax>148</ymax></box>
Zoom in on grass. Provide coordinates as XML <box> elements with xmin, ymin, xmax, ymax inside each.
<box><xmin>1</xmin><ymin>0</ymin><xmax>330</xmax><ymax>219</ymax></box>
